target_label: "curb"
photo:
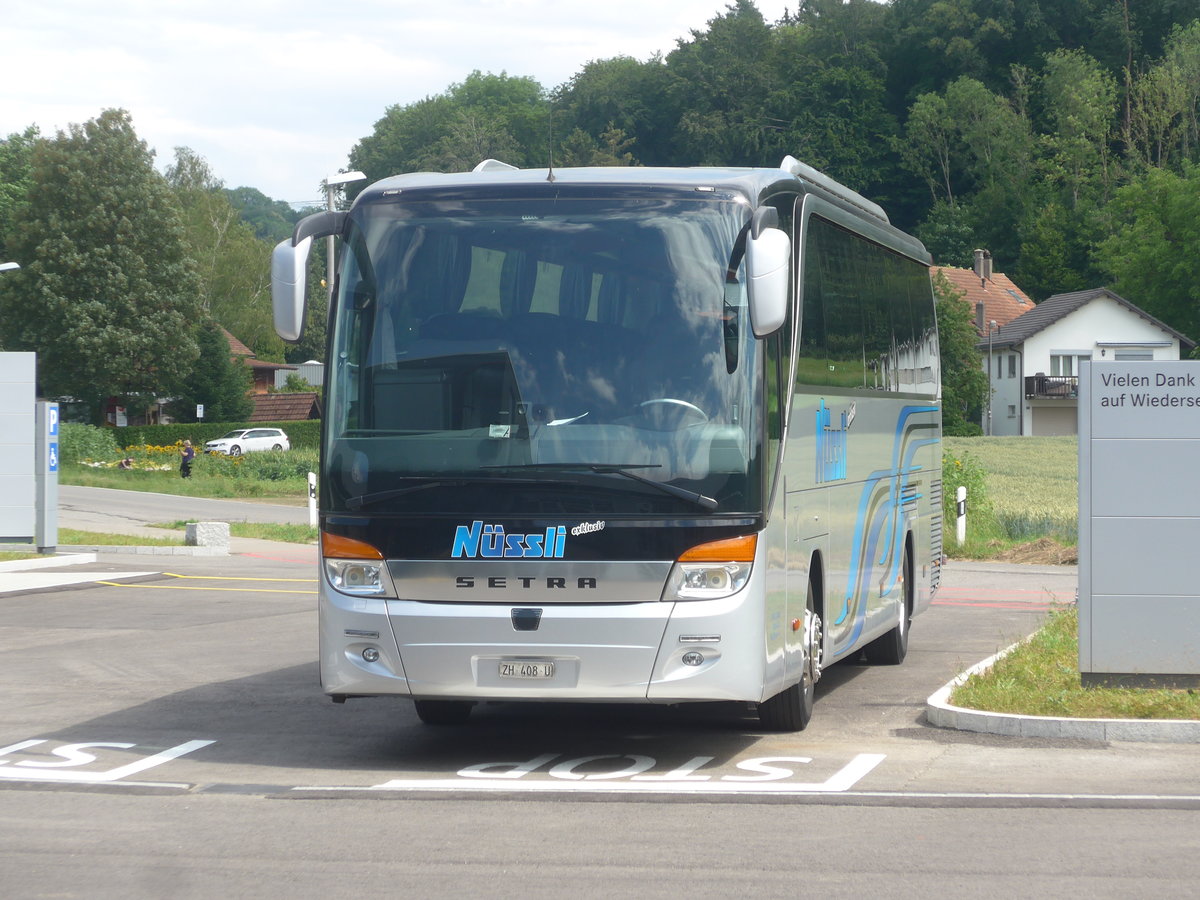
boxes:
[63,544,228,557]
[926,645,1200,744]
[0,552,98,573]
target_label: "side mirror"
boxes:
[271,209,348,343]
[746,209,790,338]
[271,235,312,343]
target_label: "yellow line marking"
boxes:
[95,581,316,594]
[162,572,316,583]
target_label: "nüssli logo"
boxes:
[452,521,567,558]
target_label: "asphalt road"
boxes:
[58,483,310,536]
[0,488,1196,897]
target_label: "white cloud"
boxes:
[1,1,793,203]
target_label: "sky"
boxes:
[3,1,794,207]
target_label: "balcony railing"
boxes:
[1025,374,1079,399]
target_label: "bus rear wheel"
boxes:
[413,699,474,726]
[758,580,821,732]
[864,546,913,665]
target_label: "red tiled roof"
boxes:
[243,357,295,372]
[222,327,256,358]
[934,267,1033,334]
[250,392,322,422]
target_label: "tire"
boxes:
[414,699,474,726]
[759,578,822,732]
[272,443,283,451]
[864,546,913,665]
[229,445,242,456]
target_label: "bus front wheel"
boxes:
[758,580,821,732]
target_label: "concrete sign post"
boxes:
[35,401,59,552]
[1078,359,1200,687]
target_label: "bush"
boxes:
[943,422,984,437]
[60,423,120,463]
[200,448,319,481]
[115,419,321,450]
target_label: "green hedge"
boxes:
[116,420,321,450]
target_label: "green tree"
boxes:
[933,270,988,432]
[916,199,977,267]
[168,319,253,423]
[226,185,311,243]
[1014,199,1094,299]
[1096,162,1200,341]
[664,1,781,166]
[900,90,957,204]
[349,71,548,181]
[557,124,637,167]
[1124,20,1200,170]
[770,1,899,197]
[553,56,673,164]
[0,126,39,265]
[1037,49,1119,208]
[1,109,201,423]
[166,147,285,361]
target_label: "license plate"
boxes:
[499,660,555,679]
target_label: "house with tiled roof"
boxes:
[933,265,1034,333]
[222,328,297,394]
[249,391,321,422]
[980,288,1195,436]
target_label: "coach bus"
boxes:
[272,156,942,731]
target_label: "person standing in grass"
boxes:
[180,439,195,478]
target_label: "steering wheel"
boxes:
[635,398,709,430]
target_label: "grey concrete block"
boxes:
[185,521,230,550]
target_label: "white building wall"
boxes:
[984,345,1023,436]
[1019,296,1182,436]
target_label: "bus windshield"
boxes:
[324,193,763,517]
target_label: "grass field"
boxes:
[942,435,1079,555]
[63,461,311,500]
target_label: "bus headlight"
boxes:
[664,534,756,602]
[322,532,395,597]
[325,559,391,595]
[666,561,752,600]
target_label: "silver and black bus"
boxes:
[272,156,942,731]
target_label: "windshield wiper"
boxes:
[482,462,719,511]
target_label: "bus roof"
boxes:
[356,157,887,224]
[351,157,931,264]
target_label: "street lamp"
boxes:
[324,171,366,298]
[987,319,998,436]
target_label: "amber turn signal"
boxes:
[321,532,384,559]
[678,534,757,563]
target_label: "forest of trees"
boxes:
[0,115,321,423]
[350,0,1200,341]
[1,0,1198,425]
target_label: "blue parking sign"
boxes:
[48,404,59,437]
[49,442,58,472]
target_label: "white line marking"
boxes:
[0,740,216,783]
[297,753,888,795]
